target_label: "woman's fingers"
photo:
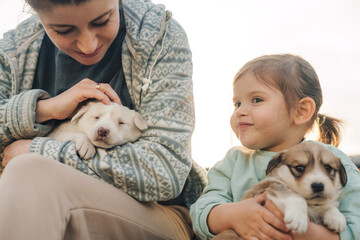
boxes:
[94,82,121,105]
[36,79,121,121]
[77,79,121,105]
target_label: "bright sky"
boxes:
[1,0,359,168]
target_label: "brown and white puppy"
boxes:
[214,141,347,239]
[47,101,148,159]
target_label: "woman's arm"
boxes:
[0,88,53,151]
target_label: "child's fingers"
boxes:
[262,206,291,237]
[259,221,292,240]
[253,193,266,204]
[265,199,285,220]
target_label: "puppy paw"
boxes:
[284,208,308,234]
[75,137,96,160]
[323,207,346,232]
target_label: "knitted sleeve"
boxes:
[0,50,53,158]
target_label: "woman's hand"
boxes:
[2,140,32,167]
[35,78,121,123]
[208,194,292,240]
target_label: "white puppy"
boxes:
[47,101,148,159]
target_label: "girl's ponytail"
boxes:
[316,113,343,147]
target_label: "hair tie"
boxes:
[317,115,326,127]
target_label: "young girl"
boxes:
[190,54,360,240]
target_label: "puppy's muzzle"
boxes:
[97,127,109,140]
[311,182,324,193]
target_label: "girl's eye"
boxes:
[234,102,241,108]
[92,18,110,28]
[94,116,100,120]
[252,97,263,103]
[118,121,124,126]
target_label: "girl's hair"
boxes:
[234,54,342,147]
[25,0,90,10]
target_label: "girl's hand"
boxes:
[208,194,292,240]
[2,140,32,167]
[35,78,121,123]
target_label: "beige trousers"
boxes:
[0,154,193,240]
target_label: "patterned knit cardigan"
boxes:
[0,0,207,208]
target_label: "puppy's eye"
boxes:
[118,121,124,125]
[294,165,305,173]
[324,164,333,174]
[94,116,100,120]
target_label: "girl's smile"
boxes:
[237,122,253,130]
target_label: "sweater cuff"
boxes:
[199,203,217,239]
[29,137,72,163]
[6,89,54,139]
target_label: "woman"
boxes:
[0,0,207,239]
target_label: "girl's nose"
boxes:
[76,31,98,54]
[235,104,248,116]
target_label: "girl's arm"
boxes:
[190,150,291,240]
[208,195,291,240]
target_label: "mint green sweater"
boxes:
[190,141,360,239]
[0,0,207,207]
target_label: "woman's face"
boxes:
[37,0,120,65]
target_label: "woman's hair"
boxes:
[25,0,90,10]
[233,54,342,147]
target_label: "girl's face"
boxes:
[230,72,297,152]
[37,0,120,65]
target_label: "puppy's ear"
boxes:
[71,104,90,122]
[134,113,148,131]
[338,159,347,187]
[266,152,284,175]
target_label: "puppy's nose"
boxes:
[98,127,109,138]
[311,182,324,193]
